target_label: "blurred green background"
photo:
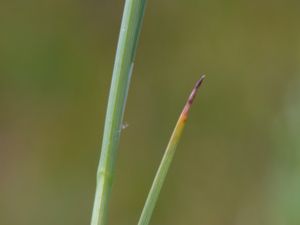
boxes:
[1,0,300,224]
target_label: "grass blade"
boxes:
[137,75,206,225]
[91,1,147,225]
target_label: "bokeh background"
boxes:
[1,0,300,225]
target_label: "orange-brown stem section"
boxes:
[181,75,205,121]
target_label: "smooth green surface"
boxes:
[138,118,185,225]
[1,1,300,225]
[91,1,147,225]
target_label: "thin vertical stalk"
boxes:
[91,1,147,225]
[137,76,205,225]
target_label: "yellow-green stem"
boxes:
[137,75,205,225]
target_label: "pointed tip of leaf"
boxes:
[182,75,205,118]
[195,74,206,89]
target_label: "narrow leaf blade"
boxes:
[137,75,206,225]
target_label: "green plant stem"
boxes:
[91,1,147,225]
[137,76,205,225]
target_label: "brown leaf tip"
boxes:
[195,75,206,89]
[182,75,206,118]
[188,75,205,105]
